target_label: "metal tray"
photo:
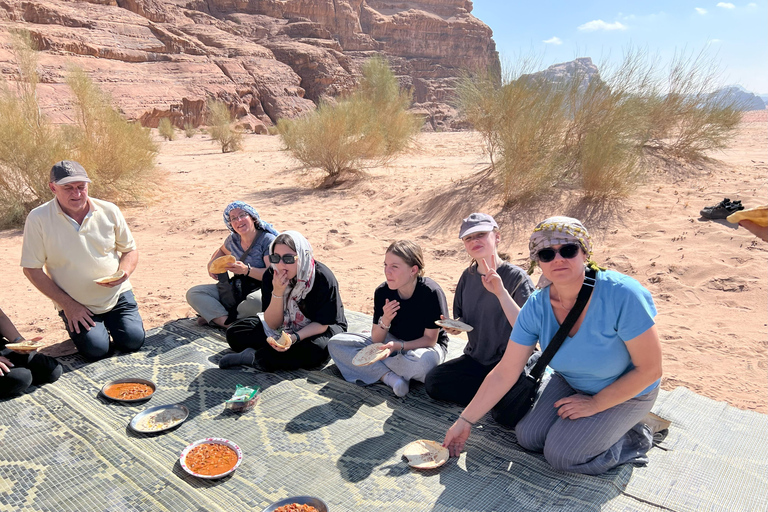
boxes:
[129,404,189,433]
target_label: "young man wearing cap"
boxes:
[20,161,145,361]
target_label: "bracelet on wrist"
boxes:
[293,332,301,343]
[271,292,284,298]
[458,415,476,426]
[10,335,24,343]
[245,263,251,276]
[378,319,391,330]
[400,341,405,353]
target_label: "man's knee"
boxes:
[72,327,111,361]
[113,322,145,352]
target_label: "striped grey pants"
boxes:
[515,372,658,475]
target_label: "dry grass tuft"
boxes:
[278,56,421,177]
[158,118,176,141]
[457,47,742,203]
[207,100,243,153]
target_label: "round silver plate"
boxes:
[130,404,189,433]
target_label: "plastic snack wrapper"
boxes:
[224,384,261,412]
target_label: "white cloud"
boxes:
[716,2,735,8]
[577,20,628,32]
[695,7,707,15]
[543,36,563,45]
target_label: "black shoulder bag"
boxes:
[216,233,264,323]
[492,268,597,429]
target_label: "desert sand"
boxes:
[1,112,765,413]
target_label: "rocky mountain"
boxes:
[711,86,766,111]
[0,0,499,132]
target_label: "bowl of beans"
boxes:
[100,378,156,402]
[261,497,328,512]
[180,438,243,480]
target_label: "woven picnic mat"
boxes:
[1,313,766,512]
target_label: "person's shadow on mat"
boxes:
[285,382,386,434]
[429,446,631,512]
[336,413,413,483]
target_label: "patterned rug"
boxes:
[1,313,766,512]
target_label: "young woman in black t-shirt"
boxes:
[328,240,448,397]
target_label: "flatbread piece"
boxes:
[94,269,126,284]
[352,343,390,366]
[435,318,473,332]
[5,339,44,353]
[727,205,768,227]
[403,439,449,469]
[209,255,236,274]
[267,331,293,349]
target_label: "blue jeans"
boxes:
[60,290,145,361]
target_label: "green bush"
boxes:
[278,56,421,177]
[0,31,67,228]
[456,47,742,203]
[158,118,175,141]
[65,68,158,201]
[207,100,243,153]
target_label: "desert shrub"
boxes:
[158,118,175,141]
[184,122,196,138]
[207,99,243,153]
[65,68,158,200]
[457,47,741,202]
[0,31,67,228]
[278,56,421,176]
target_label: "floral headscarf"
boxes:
[222,201,279,236]
[266,231,316,335]
[528,216,603,287]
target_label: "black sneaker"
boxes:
[700,198,744,219]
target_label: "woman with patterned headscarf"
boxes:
[220,231,348,371]
[443,216,663,475]
[186,201,279,328]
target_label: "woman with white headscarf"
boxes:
[442,216,663,475]
[219,231,347,371]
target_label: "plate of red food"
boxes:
[179,438,242,480]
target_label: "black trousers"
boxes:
[0,349,62,398]
[425,351,543,428]
[225,316,343,372]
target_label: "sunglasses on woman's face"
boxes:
[537,243,581,263]
[269,253,297,264]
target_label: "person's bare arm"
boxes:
[0,306,22,342]
[739,220,768,242]
[23,268,95,333]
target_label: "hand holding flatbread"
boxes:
[727,205,768,227]
[209,255,236,274]
[5,337,44,353]
[266,331,293,350]
[94,269,126,285]
[435,317,473,333]
[352,343,391,366]
[403,440,449,469]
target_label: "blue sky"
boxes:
[471,1,768,94]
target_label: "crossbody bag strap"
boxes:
[528,267,597,381]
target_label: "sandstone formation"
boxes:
[0,0,498,130]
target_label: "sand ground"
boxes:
[1,112,765,413]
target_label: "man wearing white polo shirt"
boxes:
[21,161,145,361]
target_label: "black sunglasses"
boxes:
[537,243,581,263]
[269,253,297,264]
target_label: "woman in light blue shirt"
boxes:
[442,216,663,475]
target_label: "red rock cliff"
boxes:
[0,0,498,131]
